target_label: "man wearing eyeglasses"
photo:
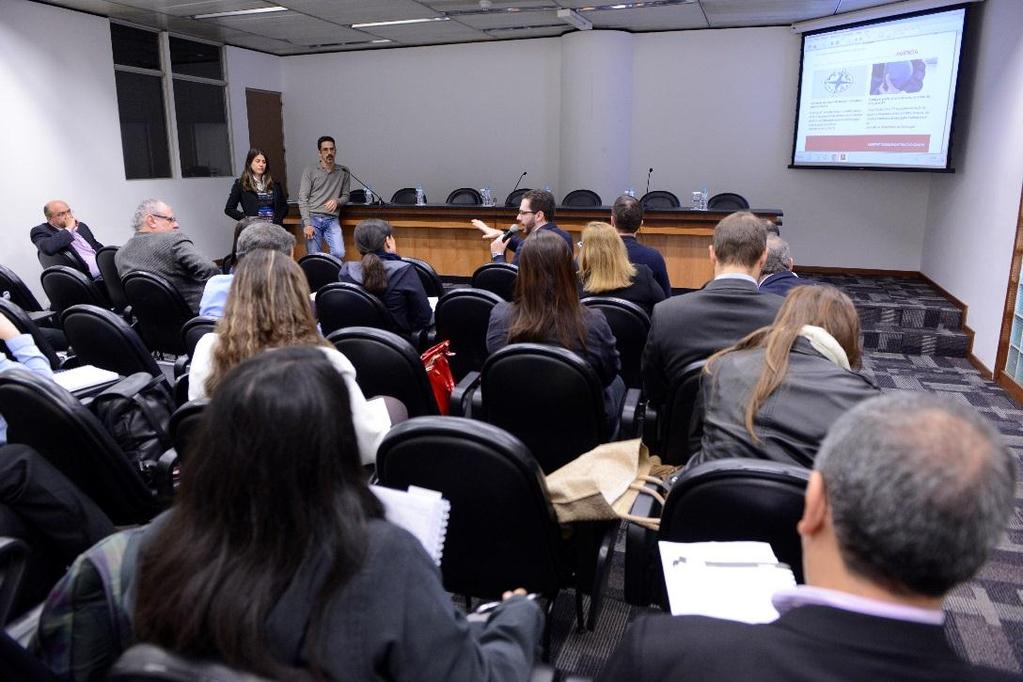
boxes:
[115,199,219,312]
[30,200,105,280]
[472,189,573,264]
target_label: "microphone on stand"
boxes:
[645,167,654,196]
[509,171,528,200]
[349,169,383,205]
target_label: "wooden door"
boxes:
[245,89,287,192]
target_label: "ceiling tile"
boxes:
[587,4,708,31]
[701,0,840,27]
[423,0,555,10]
[222,32,297,51]
[834,0,908,13]
[362,19,492,44]
[456,8,562,29]
[202,13,363,43]
[486,24,570,39]
[115,0,276,17]
[275,0,439,24]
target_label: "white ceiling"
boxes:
[47,0,911,55]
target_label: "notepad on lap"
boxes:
[659,541,796,624]
[371,485,450,565]
[52,365,120,393]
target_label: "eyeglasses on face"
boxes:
[151,213,178,223]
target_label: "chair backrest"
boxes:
[651,359,707,466]
[122,271,195,355]
[298,253,344,293]
[390,187,421,205]
[96,246,129,313]
[707,192,750,211]
[481,343,608,474]
[376,417,567,597]
[317,282,397,337]
[400,256,445,297]
[37,248,89,275]
[639,190,680,209]
[0,367,160,524]
[168,398,208,462]
[658,458,810,596]
[505,187,533,207]
[349,188,368,204]
[61,304,160,377]
[0,299,61,369]
[445,187,483,205]
[581,297,650,390]
[327,326,439,417]
[0,265,43,313]
[40,265,108,315]
[434,287,503,380]
[562,189,602,207]
[110,644,273,682]
[181,316,218,360]
[0,537,28,626]
[470,262,518,302]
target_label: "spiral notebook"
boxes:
[371,485,450,565]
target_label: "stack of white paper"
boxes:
[658,540,796,624]
[371,484,451,565]
[52,365,120,393]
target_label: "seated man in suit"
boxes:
[611,194,671,297]
[115,199,219,312]
[641,211,783,406]
[199,221,295,318]
[758,234,802,296]
[471,189,573,264]
[599,392,1018,681]
[30,200,104,280]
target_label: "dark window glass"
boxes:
[169,37,223,80]
[173,80,231,178]
[114,72,171,179]
[110,24,161,70]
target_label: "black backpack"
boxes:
[89,372,174,485]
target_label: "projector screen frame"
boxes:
[787,3,973,173]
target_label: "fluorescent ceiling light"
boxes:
[193,5,287,19]
[371,39,392,43]
[352,17,450,28]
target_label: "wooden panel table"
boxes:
[284,205,782,290]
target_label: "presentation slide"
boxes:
[791,7,966,170]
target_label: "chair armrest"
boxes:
[449,371,480,418]
[415,327,437,353]
[173,373,190,408]
[623,479,664,607]
[27,310,55,327]
[618,388,642,439]
[155,448,179,503]
[4,603,43,647]
[173,355,190,379]
[640,401,659,452]
[57,353,83,371]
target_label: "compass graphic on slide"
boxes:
[823,69,854,94]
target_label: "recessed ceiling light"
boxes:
[371,39,392,43]
[351,17,450,28]
[193,5,287,19]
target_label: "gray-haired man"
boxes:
[198,222,295,318]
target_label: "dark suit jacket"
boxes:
[30,221,103,256]
[641,277,783,405]
[622,235,671,297]
[759,270,802,296]
[497,223,574,264]
[597,606,1019,681]
[223,178,289,226]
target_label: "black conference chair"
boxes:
[60,304,161,377]
[434,287,503,382]
[96,245,130,315]
[0,367,167,525]
[445,187,483,205]
[168,398,208,463]
[581,297,651,390]
[475,343,609,474]
[625,458,809,609]
[298,253,344,294]
[317,282,398,338]
[0,264,52,323]
[562,189,602,207]
[122,271,195,356]
[639,190,680,209]
[0,537,28,626]
[707,192,750,211]
[642,359,707,467]
[401,256,445,297]
[391,187,422,205]
[37,248,89,276]
[505,188,532,207]
[40,265,109,315]
[110,644,273,682]
[470,262,517,302]
[0,299,62,370]
[181,315,217,360]
[327,327,440,418]
[349,188,368,204]
[376,417,614,648]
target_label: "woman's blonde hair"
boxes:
[205,249,328,395]
[578,221,636,293]
[705,284,862,442]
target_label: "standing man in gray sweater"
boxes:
[298,135,349,259]
[115,199,220,312]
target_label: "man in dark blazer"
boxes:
[472,189,574,264]
[598,393,1018,681]
[759,234,803,296]
[611,194,671,297]
[641,212,783,406]
[30,200,104,279]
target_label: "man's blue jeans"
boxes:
[306,214,345,258]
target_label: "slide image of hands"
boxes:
[811,65,868,98]
[870,59,929,95]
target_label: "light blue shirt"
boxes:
[198,274,233,318]
[0,334,54,443]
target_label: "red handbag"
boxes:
[421,340,455,415]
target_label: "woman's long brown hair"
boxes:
[507,230,588,350]
[705,284,862,441]
[205,249,328,396]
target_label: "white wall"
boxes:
[226,45,284,173]
[0,0,280,301]
[921,0,1023,370]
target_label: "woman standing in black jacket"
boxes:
[224,149,289,258]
